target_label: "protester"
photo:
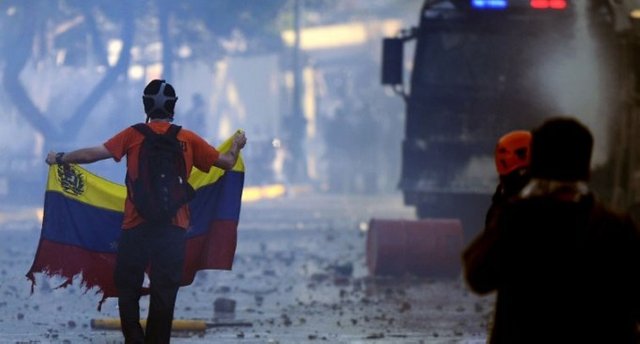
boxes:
[45,79,247,343]
[463,117,640,343]
[184,93,206,131]
[463,130,531,293]
[488,130,532,225]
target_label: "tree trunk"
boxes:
[62,2,135,137]
[159,0,174,82]
[2,2,135,143]
[2,4,60,141]
[82,5,109,67]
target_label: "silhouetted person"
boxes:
[463,117,640,343]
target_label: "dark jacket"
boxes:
[463,179,640,343]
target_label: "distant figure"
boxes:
[463,117,640,343]
[185,93,206,133]
[46,79,247,343]
[627,171,640,226]
[322,105,352,193]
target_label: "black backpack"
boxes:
[126,123,195,224]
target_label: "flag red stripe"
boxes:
[27,239,119,297]
[182,220,238,284]
[27,219,237,299]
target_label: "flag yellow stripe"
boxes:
[46,165,126,212]
[45,132,244,210]
[189,133,245,190]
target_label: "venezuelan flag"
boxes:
[26,134,244,309]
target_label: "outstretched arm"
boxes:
[45,145,113,166]
[213,131,247,170]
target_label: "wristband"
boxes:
[55,152,65,165]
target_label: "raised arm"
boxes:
[213,131,247,170]
[45,145,113,166]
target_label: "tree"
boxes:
[1,2,136,143]
[0,1,289,144]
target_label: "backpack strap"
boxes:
[131,123,182,138]
[165,124,182,138]
[131,123,156,138]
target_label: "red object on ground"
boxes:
[366,218,463,278]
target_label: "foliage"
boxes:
[0,0,291,142]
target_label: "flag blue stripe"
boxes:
[42,170,244,249]
[42,192,123,253]
[188,171,244,237]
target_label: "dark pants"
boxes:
[114,223,186,344]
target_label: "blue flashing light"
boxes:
[471,0,508,9]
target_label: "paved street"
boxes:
[0,193,492,343]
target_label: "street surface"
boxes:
[0,193,492,343]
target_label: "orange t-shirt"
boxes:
[103,122,220,230]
